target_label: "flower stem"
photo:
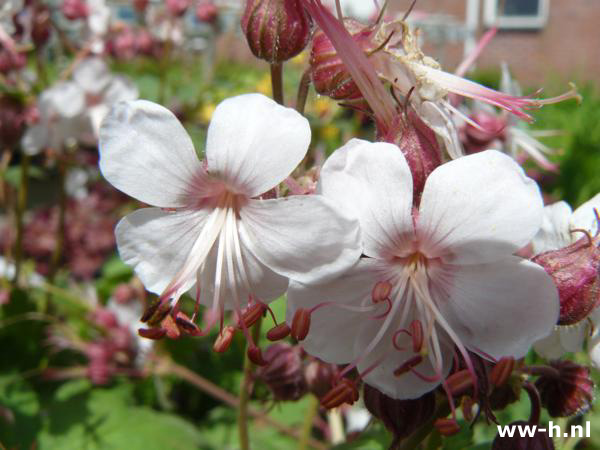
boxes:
[296,69,311,115]
[13,153,30,286]
[48,157,67,285]
[270,63,284,105]
[238,318,262,450]
[298,395,320,450]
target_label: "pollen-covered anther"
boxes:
[489,357,516,387]
[291,308,311,341]
[213,325,236,353]
[372,280,392,303]
[445,369,474,397]
[237,303,266,329]
[247,344,268,366]
[434,418,461,436]
[320,378,359,409]
[138,327,167,340]
[267,323,292,341]
[393,355,423,377]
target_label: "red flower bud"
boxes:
[256,343,307,401]
[241,0,312,64]
[166,0,190,17]
[535,360,594,417]
[196,1,218,24]
[363,384,435,444]
[532,234,600,325]
[310,19,376,101]
[62,0,89,20]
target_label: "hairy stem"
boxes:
[270,63,284,105]
[13,153,30,285]
[238,319,262,450]
[296,69,311,115]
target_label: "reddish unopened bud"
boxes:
[114,283,135,304]
[321,378,359,409]
[133,0,149,13]
[237,303,266,329]
[393,355,422,377]
[462,111,507,154]
[492,420,554,449]
[62,0,89,20]
[31,5,52,47]
[256,343,307,400]
[213,326,236,353]
[91,308,118,329]
[372,280,392,303]
[489,357,515,388]
[267,323,291,341]
[241,0,312,64]
[532,234,600,325]
[381,111,442,204]
[435,418,460,436]
[166,0,190,17]
[0,48,26,75]
[446,369,474,397]
[196,1,218,24]
[310,19,377,101]
[248,344,268,366]
[535,360,594,417]
[138,327,167,340]
[291,308,311,341]
[363,384,436,443]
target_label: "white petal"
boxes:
[239,195,361,284]
[73,58,111,94]
[533,329,567,359]
[103,76,139,105]
[319,139,414,259]
[21,124,47,155]
[87,0,110,35]
[286,259,382,364]
[418,101,464,159]
[205,94,310,197]
[571,193,600,236]
[435,257,559,360]
[116,208,210,295]
[194,236,289,310]
[99,100,206,208]
[40,82,85,120]
[356,318,453,399]
[531,201,573,254]
[418,150,543,264]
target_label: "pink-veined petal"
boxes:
[319,139,414,259]
[418,150,543,264]
[116,208,210,295]
[286,259,383,364]
[434,257,559,360]
[239,195,361,284]
[205,94,310,197]
[99,100,207,208]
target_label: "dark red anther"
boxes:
[138,327,167,340]
[435,418,461,436]
[238,303,266,329]
[445,369,474,397]
[267,323,291,341]
[409,320,424,353]
[175,312,202,336]
[141,299,161,322]
[213,326,235,353]
[291,308,311,341]
[247,345,268,366]
[148,301,173,326]
[320,378,359,409]
[489,357,515,387]
[394,355,423,377]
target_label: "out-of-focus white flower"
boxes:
[288,141,558,399]
[86,0,110,53]
[21,58,138,154]
[532,194,600,362]
[0,0,23,34]
[99,94,360,338]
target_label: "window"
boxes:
[484,0,549,29]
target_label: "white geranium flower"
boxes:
[532,194,600,362]
[287,141,558,399]
[22,58,138,155]
[99,94,360,340]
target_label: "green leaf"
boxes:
[0,373,42,448]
